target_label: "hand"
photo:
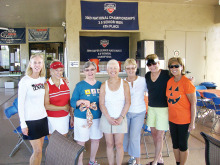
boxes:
[22,127,28,136]
[115,116,123,125]
[188,76,195,83]
[82,100,90,108]
[107,116,117,125]
[64,104,70,112]
[188,122,195,132]
[70,117,74,128]
[63,77,69,84]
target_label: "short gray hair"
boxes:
[83,61,97,70]
[107,59,119,69]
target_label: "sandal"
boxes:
[146,162,164,165]
[146,162,153,165]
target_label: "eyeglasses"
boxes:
[126,67,136,70]
[169,65,180,69]
[84,68,96,72]
[146,62,157,67]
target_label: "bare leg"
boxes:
[173,148,180,163]
[149,128,164,165]
[114,133,124,165]
[90,139,100,162]
[104,133,115,165]
[136,157,141,164]
[77,141,85,165]
[29,137,44,165]
[180,150,189,165]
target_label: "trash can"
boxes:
[199,82,217,89]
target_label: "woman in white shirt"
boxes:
[99,59,131,165]
[18,54,48,165]
[123,58,148,165]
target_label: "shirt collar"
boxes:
[49,77,64,85]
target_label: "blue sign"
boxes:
[80,36,129,61]
[0,28,26,44]
[81,1,139,30]
[28,28,49,41]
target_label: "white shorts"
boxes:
[48,115,69,135]
[74,117,103,142]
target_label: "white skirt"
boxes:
[48,115,69,135]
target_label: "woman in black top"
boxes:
[145,54,170,165]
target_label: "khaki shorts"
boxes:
[99,115,127,134]
[147,106,169,131]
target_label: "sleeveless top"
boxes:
[105,79,125,119]
[46,78,70,117]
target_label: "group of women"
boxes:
[18,53,196,165]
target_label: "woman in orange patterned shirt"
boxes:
[166,57,196,165]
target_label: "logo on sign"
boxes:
[104,3,116,14]
[100,39,109,48]
[0,29,17,39]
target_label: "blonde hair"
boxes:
[168,57,185,76]
[124,58,137,69]
[107,59,119,69]
[25,54,46,77]
[145,54,159,61]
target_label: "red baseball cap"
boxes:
[50,61,64,69]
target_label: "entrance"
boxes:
[165,31,206,85]
[29,42,63,78]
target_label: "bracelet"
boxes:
[120,114,124,119]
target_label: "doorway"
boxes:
[165,31,206,85]
[29,42,63,78]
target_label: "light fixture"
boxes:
[0,27,9,30]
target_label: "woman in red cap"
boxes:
[44,59,73,137]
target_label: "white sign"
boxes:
[69,61,79,67]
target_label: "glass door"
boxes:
[29,42,63,78]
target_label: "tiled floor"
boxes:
[0,87,219,165]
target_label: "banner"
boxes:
[0,28,25,44]
[81,1,139,30]
[80,36,129,61]
[28,28,49,41]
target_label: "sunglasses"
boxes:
[126,67,136,70]
[146,62,157,67]
[169,65,180,69]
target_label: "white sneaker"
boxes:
[128,157,136,165]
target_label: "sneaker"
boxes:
[88,160,100,165]
[128,157,136,165]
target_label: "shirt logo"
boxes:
[32,83,45,91]
[97,89,100,94]
[85,89,91,95]
[91,89,96,94]
[104,3,116,14]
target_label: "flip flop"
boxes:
[146,162,164,165]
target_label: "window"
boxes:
[0,45,20,72]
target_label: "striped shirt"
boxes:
[46,78,70,117]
